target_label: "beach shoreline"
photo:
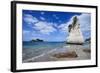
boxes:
[23,45,91,63]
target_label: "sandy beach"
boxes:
[23,45,91,63]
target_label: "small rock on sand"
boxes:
[52,51,78,58]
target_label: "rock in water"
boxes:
[67,16,84,44]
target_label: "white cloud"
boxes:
[23,14,38,24]
[53,14,59,19]
[33,21,57,35]
[40,16,45,21]
[23,30,30,34]
[24,14,57,35]
[41,12,45,15]
[58,18,73,33]
[58,13,91,33]
[23,13,91,37]
[78,14,91,32]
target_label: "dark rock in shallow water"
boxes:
[52,51,78,58]
[85,38,91,43]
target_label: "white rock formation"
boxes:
[67,16,84,44]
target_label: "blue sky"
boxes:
[22,10,91,42]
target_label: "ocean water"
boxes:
[23,42,66,60]
[23,42,90,61]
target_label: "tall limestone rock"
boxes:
[67,16,84,44]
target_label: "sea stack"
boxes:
[67,16,84,44]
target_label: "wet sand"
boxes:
[23,45,91,63]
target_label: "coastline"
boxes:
[23,45,91,63]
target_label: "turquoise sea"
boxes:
[23,42,90,61]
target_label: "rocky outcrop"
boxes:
[67,16,84,44]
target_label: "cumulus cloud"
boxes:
[78,14,91,32]
[23,13,91,38]
[23,14,38,24]
[40,16,45,21]
[23,30,30,34]
[33,21,57,35]
[24,14,57,35]
[58,17,73,33]
[59,13,91,33]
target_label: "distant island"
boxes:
[30,39,44,42]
